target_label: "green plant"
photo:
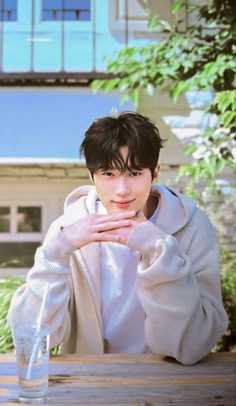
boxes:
[218,229,236,352]
[0,277,60,354]
[91,1,236,351]
[217,264,236,351]
[92,0,236,184]
[184,183,236,352]
[0,277,25,353]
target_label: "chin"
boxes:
[108,208,122,214]
[110,206,139,215]
[107,207,124,215]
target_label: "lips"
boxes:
[112,199,135,204]
[113,201,132,204]
[111,199,135,210]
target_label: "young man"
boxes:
[8,111,228,365]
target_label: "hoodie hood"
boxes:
[63,184,196,236]
[152,184,196,235]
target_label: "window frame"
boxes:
[109,0,186,33]
[41,0,91,22]
[33,0,93,32]
[0,0,17,22]
[0,200,45,242]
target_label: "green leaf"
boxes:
[103,78,120,92]
[119,78,131,92]
[193,165,201,182]
[130,88,140,107]
[215,95,233,113]
[91,79,106,92]
[208,155,217,177]
[220,111,236,128]
[147,15,160,30]
[216,159,225,173]
[172,1,185,15]
[177,165,195,177]
[185,144,198,154]
[230,162,236,172]
[172,80,188,100]
[146,83,155,96]
[120,93,129,105]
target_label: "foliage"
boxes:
[185,182,236,351]
[217,263,236,351]
[0,277,25,353]
[0,277,60,354]
[92,0,236,183]
[0,256,235,353]
[0,259,28,268]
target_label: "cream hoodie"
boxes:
[7,185,228,365]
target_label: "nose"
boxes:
[115,175,131,196]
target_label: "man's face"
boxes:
[93,146,159,215]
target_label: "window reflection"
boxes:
[17,207,41,233]
[0,242,41,268]
[0,0,17,22]
[42,0,91,21]
[0,207,10,232]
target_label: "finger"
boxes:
[95,219,131,232]
[95,211,136,224]
[94,233,120,242]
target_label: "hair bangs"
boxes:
[80,111,165,178]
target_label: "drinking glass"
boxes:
[14,324,50,404]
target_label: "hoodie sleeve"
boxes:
[127,209,228,365]
[7,216,76,350]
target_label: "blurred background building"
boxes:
[0,0,209,274]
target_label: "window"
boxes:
[0,0,17,22]
[0,205,42,234]
[0,242,41,268]
[110,0,186,32]
[0,204,42,269]
[17,207,41,233]
[42,0,91,21]
[0,207,10,232]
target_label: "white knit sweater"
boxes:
[7,184,228,365]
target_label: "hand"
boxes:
[108,210,147,245]
[61,211,136,248]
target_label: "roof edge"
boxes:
[0,158,85,166]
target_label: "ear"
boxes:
[151,165,160,185]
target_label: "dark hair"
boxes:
[79,111,165,179]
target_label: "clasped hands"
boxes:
[61,210,147,248]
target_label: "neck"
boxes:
[144,193,158,219]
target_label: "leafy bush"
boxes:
[0,277,59,354]
[0,264,235,353]
[185,182,236,351]
[92,0,236,183]
[0,277,25,353]
[90,2,236,351]
[217,250,236,351]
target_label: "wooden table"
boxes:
[0,352,235,405]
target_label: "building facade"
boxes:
[0,0,220,275]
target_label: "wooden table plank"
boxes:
[0,352,235,405]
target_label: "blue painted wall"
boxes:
[0,88,134,159]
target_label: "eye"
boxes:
[130,171,142,177]
[102,171,114,177]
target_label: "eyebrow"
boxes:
[98,166,144,172]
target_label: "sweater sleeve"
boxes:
[7,216,76,350]
[127,210,228,365]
